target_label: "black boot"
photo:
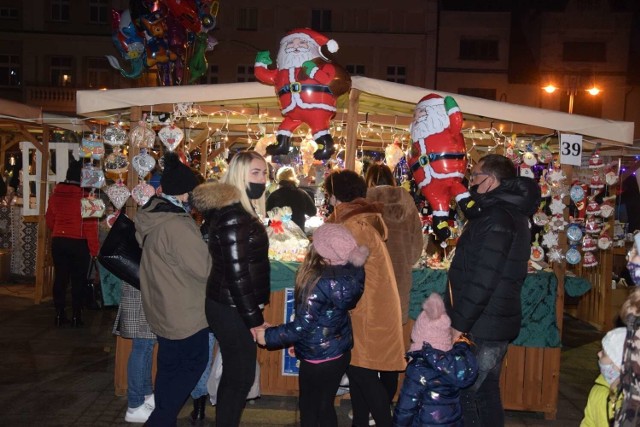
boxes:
[458,196,481,219]
[71,309,84,328]
[432,216,452,242]
[266,134,291,156]
[54,309,68,327]
[189,395,207,425]
[313,134,335,160]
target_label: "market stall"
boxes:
[76,77,635,420]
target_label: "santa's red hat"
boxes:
[281,28,339,60]
[416,93,445,109]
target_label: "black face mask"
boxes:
[246,182,266,199]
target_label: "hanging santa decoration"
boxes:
[254,28,351,160]
[408,94,478,241]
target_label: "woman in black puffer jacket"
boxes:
[191,151,270,427]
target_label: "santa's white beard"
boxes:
[410,106,450,141]
[277,45,317,69]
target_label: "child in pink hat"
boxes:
[394,293,479,426]
[256,223,368,426]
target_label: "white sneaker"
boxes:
[144,394,155,409]
[347,410,375,425]
[125,402,154,423]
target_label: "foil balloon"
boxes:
[106,9,146,79]
[408,93,476,241]
[188,32,209,83]
[254,28,351,160]
[164,0,202,34]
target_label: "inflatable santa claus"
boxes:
[254,28,350,160]
[409,94,477,241]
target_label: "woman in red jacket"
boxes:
[45,160,100,327]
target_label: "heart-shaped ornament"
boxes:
[132,149,156,179]
[106,181,131,210]
[131,182,155,206]
[129,121,156,148]
[103,123,127,146]
[158,125,184,152]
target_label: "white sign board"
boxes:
[559,134,583,166]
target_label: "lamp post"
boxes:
[542,83,601,114]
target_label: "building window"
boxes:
[89,0,108,24]
[459,39,499,61]
[458,88,496,100]
[50,56,73,86]
[50,0,70,22]
[0,55,21,87]
[86,57,110,88]
[563,42,606,62]
[237,65,255,82]
[311,9,332,32]
[0,7,19,19]
[206,65,219,84]
[346,65,366,76]
[386,66,406,83]
[238,7,257,30]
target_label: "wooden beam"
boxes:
[345,89,361,171]
[126,107,143,217]
[34,124,50,304]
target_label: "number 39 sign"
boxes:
[559,133,583,166]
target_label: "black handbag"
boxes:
[84,258,103,310]
[97,213,142,289]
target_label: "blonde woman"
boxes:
[191,151,270,427]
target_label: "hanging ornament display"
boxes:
[522,150,537,167]
[584,216,602,234]
[583,251,598,268]
[600,197,615,219]
[505,135,521,165]
[129,118,157,148]
[541,229,559,248]
[585,198,601,217]
[589,170,604,191]
[549,195,566,215]
[588,144,604,169]
[537,141,553,164]
[605,167,619,186]
[103,122,127,146]
[569,184,585,204]
[131,182,155,206]
[538,171,551,198]
[566,246,582,265]
[549,213,568,231]
[132,148,156,179]
[582,234,597,252]
[533,203,550,227]
[106,179,131,210]
[566,223,584,244]
[519,163,534,179]
[547,246,564,263]
[158,123,185,152]
[530,234,545,262]
[597,230,612,250]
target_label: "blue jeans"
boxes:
[191,331,216,399]
[127,338,156,408]
[461,337,509,426]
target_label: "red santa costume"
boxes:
[254,28,339,160]
[409,94,475,240]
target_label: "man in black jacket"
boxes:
[445,154,540,426]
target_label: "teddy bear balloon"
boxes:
[254,28,351,160]
[408,94,478,241]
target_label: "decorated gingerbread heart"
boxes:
[129,120,156,148]
[131,182,155,206]
[103,123,127,146]
[106,180,131,210]
[132,149,156,179]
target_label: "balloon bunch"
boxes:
[106,0,219,85]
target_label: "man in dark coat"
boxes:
[445,154,541,426]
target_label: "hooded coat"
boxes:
[191,182,270,328]
[445,177,541,341]
[135,196,211,340]
[366,185,423,324]
[327,198,406,371]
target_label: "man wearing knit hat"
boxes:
[254,28,350,160]
[134,152,212,426]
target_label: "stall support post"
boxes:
[344,89,360,171]
[34,124,50,304]
[125,107,142,217]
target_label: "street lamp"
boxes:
[542,83,601,114]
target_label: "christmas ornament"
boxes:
[582,234,597,252]
[588,144,604,169]
[583,251,598,268]
[254,28,351,160]
[522,151,537,166]
[549,196,566,215]
[132,148,156,179]
[585,199,600,217]
[542,230,559,248]
[549,214,568,231]
[598,233,612,250]
[80,132,105,160]
[584,216,602,234]
[566,223,583,243]
[548,164,566,185]
[385,139,404,171]
[129,118,156,148]
[566,247,582,265]
[103,122,127,146]
[131,182,155,206]
[505,136,521,165]
[605,169,619,186]
[106,179,131,210]
[530,234,545,262]
[158,123,184,152]
[533,205,550,227]
[600,197,615,218]
[547,246,564,263]
[406,93,474,242]
[537,143,553,164]
[589,170,604,191]
[570,184,585,204]
[519,163,534,179]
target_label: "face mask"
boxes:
[598,360,620,385]
[246,182,266,199]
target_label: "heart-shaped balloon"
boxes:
[131,182,155,206]
[106,181,131,210]
[132,149,156,179]
[158,125,184,152]
[103,123,127,146]
[129,121,156,148]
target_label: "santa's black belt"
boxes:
[410,153,466,172]
[278,83,333,96]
